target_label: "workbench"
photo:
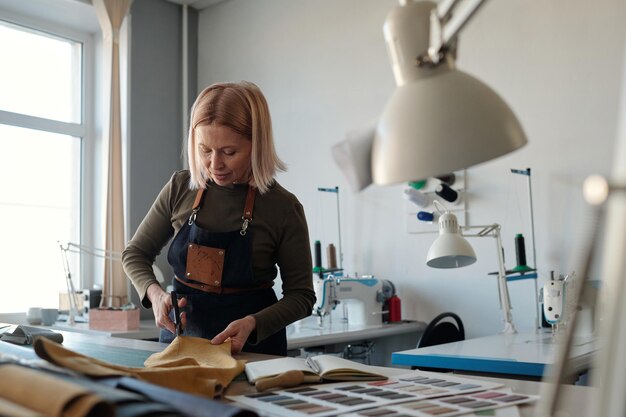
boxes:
[47,315,426,366]
[0,328,596,417]
[392,329,596,381]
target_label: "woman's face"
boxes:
[196,124,252,186]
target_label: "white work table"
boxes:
[50,319,160,340]
[288,316,425,367]
[287,315,425,349]
[392,330,596,380]
[49,315,425,348]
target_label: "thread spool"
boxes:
[314,241,322,270]
[515,234,527,267]
[408,180,427,190]
[403,187,430,207]
[511,233,534,273]
[435,183,458,203]
[417,211,435,222]
[327,244,337,269]
[435,173,456,186]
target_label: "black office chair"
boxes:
[418,312,465,348]
[413,312,465,371]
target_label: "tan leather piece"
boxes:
[34,337,245,398]
[144,335,245,384]
[0,365,114,417]
[185,243,225,287]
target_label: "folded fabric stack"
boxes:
[0,361,257,417]
[0,325,64,345]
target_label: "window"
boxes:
[0,20,82,123]
[0,17,92,313]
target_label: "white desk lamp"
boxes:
[374,0,527,185]
[58,241,123,324]
[426,209,516,334]
[333,0,526,191]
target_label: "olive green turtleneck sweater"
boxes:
[122,170,315,343]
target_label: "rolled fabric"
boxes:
[103,376,259,417]
[0,325,63,346]
[0,364,114,417]
[0,397,45,417]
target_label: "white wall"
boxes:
[197,0,626,337]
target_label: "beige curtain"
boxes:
[94,0,133,308]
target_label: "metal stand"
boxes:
[318,186,344,269]
[511,168,541,329]
[58,242,81,325]
[57,241,126,314]
[463,224,517,334]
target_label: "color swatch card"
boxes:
[328,370,505,400]
[227,370,504,417]
[228,385,394,417]
[340,389,539,417]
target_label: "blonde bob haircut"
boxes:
[187,81,286,194]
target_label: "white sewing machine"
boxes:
[313,275,395,326]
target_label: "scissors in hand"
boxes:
[170,291,183,336]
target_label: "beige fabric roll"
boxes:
[34,336,245,398]
[0,397,45,417]
[0,365,114,417]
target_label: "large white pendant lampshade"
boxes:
[372,0,527,185]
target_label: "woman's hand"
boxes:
[146,283,187,335]
[211,315,256,353]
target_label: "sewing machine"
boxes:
[313,275,395,326]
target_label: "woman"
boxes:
[122,81,315,355]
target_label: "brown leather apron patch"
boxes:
[185,243,225,288]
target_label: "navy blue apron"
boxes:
[162,185,287,356]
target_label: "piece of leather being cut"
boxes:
[34,336,245,398]
[144,335,245,383]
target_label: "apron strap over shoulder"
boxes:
[188,188,206,225]
[240,186,256,236]
[192,188,205,210]
[188,185,256,230]
[243,186,256,221]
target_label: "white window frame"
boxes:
[0,10,98,310]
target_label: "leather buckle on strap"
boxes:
[188,188,206,225]
[240,186,256,235]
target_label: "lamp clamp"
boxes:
[416,46,448,68]
[416,0,488,67]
